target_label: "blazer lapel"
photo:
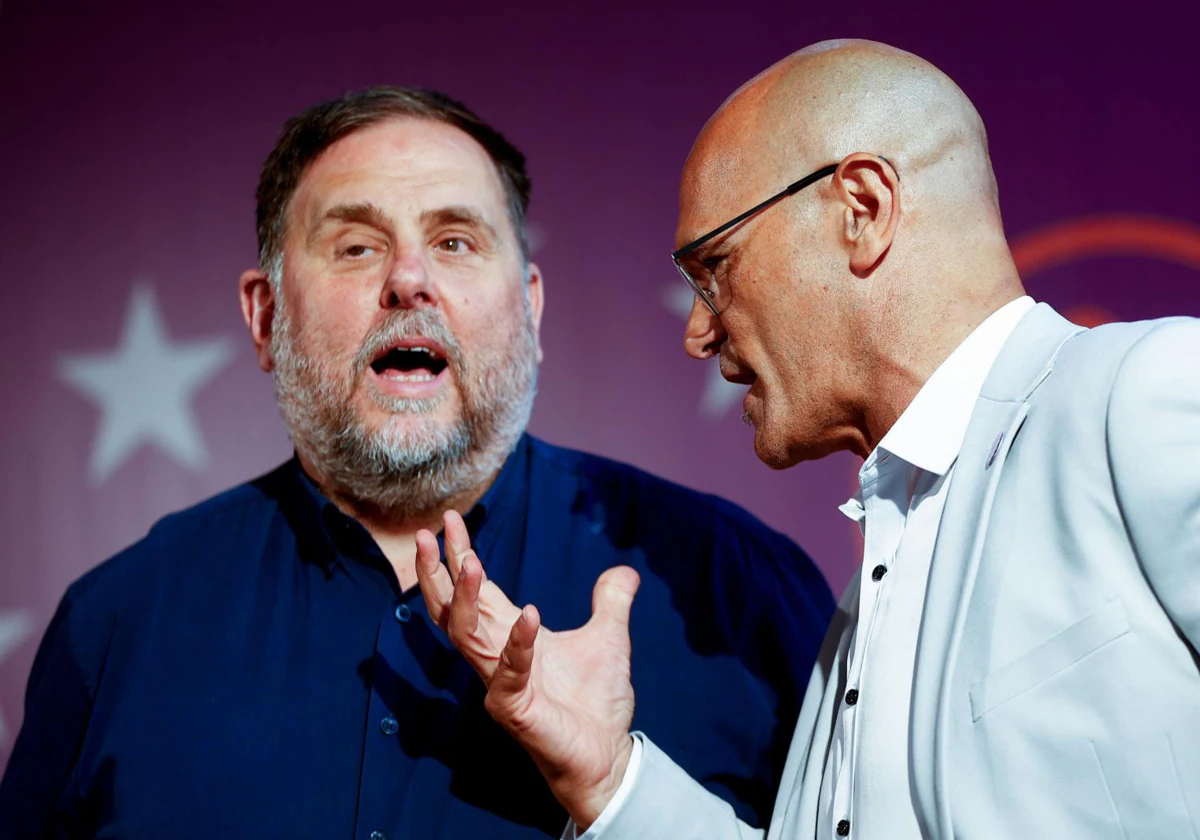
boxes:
[909,304,1084,837]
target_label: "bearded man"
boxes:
[0,87,834,840]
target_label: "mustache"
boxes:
[351,309,464,378]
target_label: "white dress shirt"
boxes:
[819,295,1034,839]
[574,295,1036,840]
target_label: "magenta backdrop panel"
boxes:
[1,0,1198,766]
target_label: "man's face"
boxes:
[678,133,852,469]
[267,117,542,514]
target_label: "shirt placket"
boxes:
[827,453,904,839]
[356,603,414,840]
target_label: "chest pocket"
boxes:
[969,597,1131,721]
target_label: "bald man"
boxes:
[413,40,1200,839]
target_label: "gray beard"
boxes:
[269,298,538,522]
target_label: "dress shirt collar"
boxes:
[839,296,1035,524]
[285,433,532,572]
[871,295,1035,477]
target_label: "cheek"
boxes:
[447,285,529,340]
[294,293,375,356]
[298,320,352,362]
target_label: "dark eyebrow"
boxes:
[309,202,393,245]
[420,205,499,243]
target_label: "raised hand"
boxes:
[414,511,641,830]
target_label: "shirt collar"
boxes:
[873,295,1035,477]
[839,296,1033,523]
[286,434,532,571]
[463,433,530,560]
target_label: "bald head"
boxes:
[683,39,1003,247]
[679,39,1025,466]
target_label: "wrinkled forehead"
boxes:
[292,118,510,232]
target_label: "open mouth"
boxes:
[369,340,450,382]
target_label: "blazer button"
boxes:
[837,819,851,836]
[845,689,859,706]
[871,564,887,581]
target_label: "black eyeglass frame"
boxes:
[671,163,839,316]
[672,162,840,316]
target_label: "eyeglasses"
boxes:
[671,163,838,316]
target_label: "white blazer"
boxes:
[601,304,1200,839]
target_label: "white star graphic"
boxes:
[59,283,236,485]
[662,284,745,420]
[0,609,34,747]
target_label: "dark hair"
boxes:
[255,86,532,272]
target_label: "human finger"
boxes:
[447,552,492,670]
[487,604,540,700]
[415,529,454,629]
[590,566,640,634]
[444,510,474,582]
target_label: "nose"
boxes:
[683,296,726,360]
[380,248,439,310]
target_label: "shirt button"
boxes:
[837,819,851,836]
[394,603,412,623]
[370,832,386,840]
[845,688,859,706]
[871,564,887,582]
[379,717,399,736]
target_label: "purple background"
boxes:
[1,0,1198,768]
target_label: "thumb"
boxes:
[590,566,640,632]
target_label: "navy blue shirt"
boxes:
[0,434,833,839]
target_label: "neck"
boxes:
[296,449,504,591]
[849,275,1024,458]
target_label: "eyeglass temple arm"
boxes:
[673,163,840,259]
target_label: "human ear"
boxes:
[238,268,277,372]
[525,262,546,363]
[834,154,900,278]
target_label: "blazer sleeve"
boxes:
[598,735,765,840]
[1106,317,1200,652]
